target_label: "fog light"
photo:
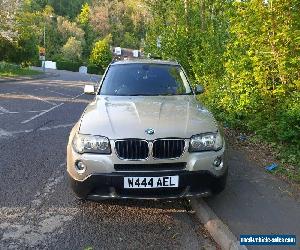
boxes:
[213,156,223,170]
[75,161,86,174]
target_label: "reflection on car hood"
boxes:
[79,95,218,139]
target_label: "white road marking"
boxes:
[0,110,48,115]
[0,92,18,96]
[0,128,13,138]
[30,164,65,207]
[46,89,73,97]
[21,103,64,124]
[38,123,74,131]
[0,208,75,247]
[0,164,79,248]
[71,93,84,100]
[0,106,9,113]
[0,123,75,138]
[33,87,47,91]
[27,95,57,106]
[20,92,84,124]
[12,128,34,134]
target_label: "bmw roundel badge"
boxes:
[145,128,155,135]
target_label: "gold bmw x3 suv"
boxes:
[67,59,227,200]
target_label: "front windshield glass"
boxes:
[99,63,192,96]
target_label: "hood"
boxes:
[79,95,218,139]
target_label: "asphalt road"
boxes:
[0,70,216,250]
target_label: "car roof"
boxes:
[110,59,180,66]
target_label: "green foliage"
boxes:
[0,2,41,65]
[47,0,91,19]
[77,3,97,59]
[61,37,82,61]
[0,0,146,66]
[56,60,81,72]
[77,3,90,25]
[0,39,14,62]
[217,0,300,147]
[87,64,103,75]
[0,0,19,42]
[89,36,112,69]
[0,62,40,77]
[145,0,300,172]
[120,32,140,49]
[57,16,85,42]
[89,0,145,48]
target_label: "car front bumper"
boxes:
[67,131,228,199]
[68,170,227,200]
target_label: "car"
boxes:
[67,59,227,200]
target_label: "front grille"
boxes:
[153,139,185,159]
[114,162,186,171]
[115,139,149,160]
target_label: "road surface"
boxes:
[0,70,216,250]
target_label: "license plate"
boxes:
[124,176,179,189]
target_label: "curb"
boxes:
[0,72,59,83]
[190,198,247,250]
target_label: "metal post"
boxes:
[43,25,46,72]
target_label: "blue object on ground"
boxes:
[265,163,278,171]
[239,134,247,141]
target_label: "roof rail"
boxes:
[146,53,162,60]
[112,56,123,62]
[147,54,178,63]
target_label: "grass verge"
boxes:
[0,62,41,77]
[224,128,300,185]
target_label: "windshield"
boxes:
[99,63,193,96]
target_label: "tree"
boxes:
[222,0,300,142]
[77,3,98,59]
[77,3,90,25]
[61,36,82,61]
[120,32,139,49]
[89,0,147,47]
[89,35,112,69]
[144,0,300,148]
[47,0,90,19]
[0,1,42,64]
[90,4,110,37]
[0,0,21,42]
[57,16,85,42]
[40,6,63,60]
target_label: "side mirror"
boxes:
[84,84,96,95]
[195,85,204,94]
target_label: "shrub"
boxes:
[87,64,103,75]
[120,32,139,49]
[0,62,20,71]
[89,35,112,70]
[56,60,81,72]
[0,61,40,76]
[61,37,83,61]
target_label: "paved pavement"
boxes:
[206,147,300,250]
[0,70,216,249]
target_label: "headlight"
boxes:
[72,133,111,154]
[189,132,223,152]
